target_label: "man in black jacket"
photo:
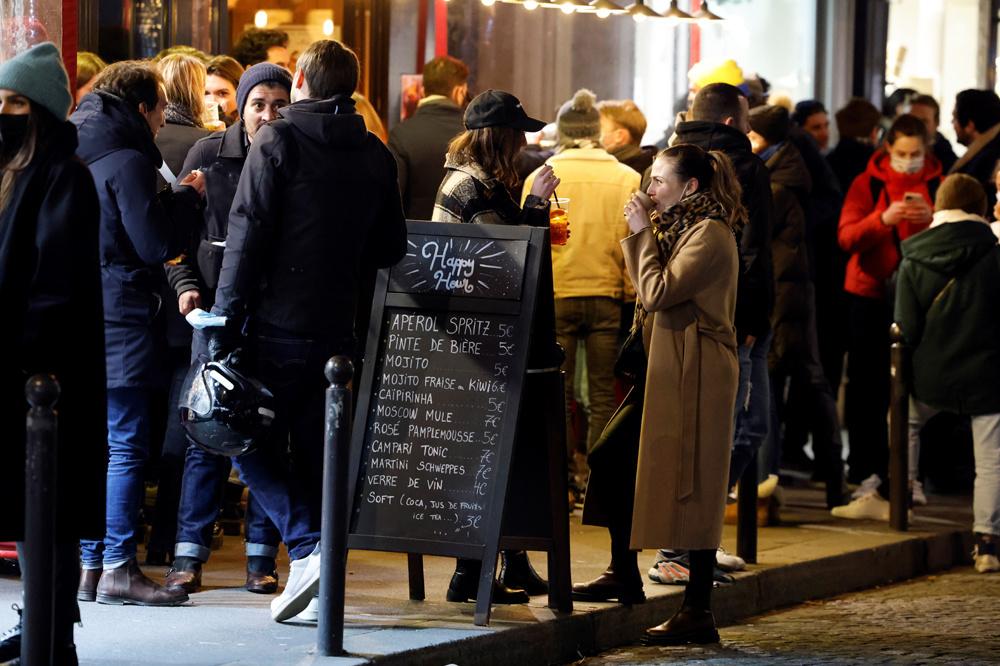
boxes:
[209,39,407,623]
[671,83,775,491]
[950,89,1000,209]
[389,55,468,219]
[163,62,292,597]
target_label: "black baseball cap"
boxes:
[464,89,546,132]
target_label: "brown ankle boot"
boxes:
[643,606,719,645]
[96,559,189,606]
[78,568,101,602]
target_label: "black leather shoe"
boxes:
[446,562,529,604]
[246,568,279,594]
[572,569,645,605]
[78,568,101,602]
[498,551,549,596]
[643,606,719,645]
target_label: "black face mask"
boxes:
[0,114,30,159]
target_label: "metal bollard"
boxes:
[22,374,60,666]
[317,356,354,657]
[888,323,910,531]
[736,452,758,564]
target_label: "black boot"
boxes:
[0,604,22,662]
[447,558,529,604]
[498,551,548,596]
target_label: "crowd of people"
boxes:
[1,28,1000,662]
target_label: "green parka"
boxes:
[894,216,1000,415]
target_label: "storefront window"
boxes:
[886,0,984,149]
[441,1,636,132]
[0,0,63,63]
[634,0,818,145]
[228,0,343,66]
[696,0,816,103]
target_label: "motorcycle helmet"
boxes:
[179,356,276,456]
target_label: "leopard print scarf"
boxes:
[630,190,731,333]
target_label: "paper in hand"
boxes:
[185,308,228,330]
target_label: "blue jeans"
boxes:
[81,387,152,568]
[175,330,282,562]
[728,329,772,489]
[228,326,331,561]
[174,445,281,562]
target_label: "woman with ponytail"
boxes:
[576,143,744,644]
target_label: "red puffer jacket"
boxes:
[838,150,941,299]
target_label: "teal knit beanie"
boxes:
[0,42,73,120]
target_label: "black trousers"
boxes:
[844,294,890,485]
[768,284,844,492]
[15,541,80,651]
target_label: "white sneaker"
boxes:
[715,547,745,572]
[911,480,928,506]
[851,474,882,500]
[973,540,1000,573]
[271,544,321,622]
[831,493,891,521]
[294,594,319,622]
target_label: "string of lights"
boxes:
[445,0,726,23]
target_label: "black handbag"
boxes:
[613,325,646,382]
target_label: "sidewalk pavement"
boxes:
[0,485,975,666]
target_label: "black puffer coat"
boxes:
[673,120,775,342]
[764,141,812,363]
[0,121,107,540]
[213,96,407,348]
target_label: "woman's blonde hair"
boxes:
[157,54,207,125]
[658,144,746,229]
[352,92,387,143]
[446,126,526,191]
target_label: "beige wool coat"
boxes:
[621,216,740,551]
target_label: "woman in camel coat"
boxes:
[575,143,744,646]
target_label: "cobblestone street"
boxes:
[575,567,1000,665]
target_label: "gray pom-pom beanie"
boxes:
[556,88,600,143]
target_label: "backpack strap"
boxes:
[869,175,886,207]
[927,176,941,205]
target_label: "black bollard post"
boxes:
[22,374,60,666]
[735,452,758,564]
[318,356,354,657]
[888,323,910,531]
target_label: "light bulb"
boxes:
[322,18,334,36]
[254,10,268,28]
[523,0,538,7]
[596,7,611,17]
[481,0,496,6]
[560,1,576,13]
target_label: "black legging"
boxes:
[685,548,715,611]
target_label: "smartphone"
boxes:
[903,192,923,204]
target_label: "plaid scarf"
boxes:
[630,190,731,333]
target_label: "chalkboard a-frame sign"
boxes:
[347,220,562,625]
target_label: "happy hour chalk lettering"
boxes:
[421,240,477,294]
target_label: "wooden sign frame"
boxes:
[347,221,568,625]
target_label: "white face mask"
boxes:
[891,154,924,175]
